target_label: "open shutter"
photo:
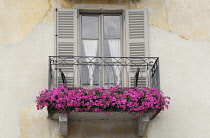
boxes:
[125,9,149,88]
[55,8,78,87]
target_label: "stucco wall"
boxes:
[0,0,210,138]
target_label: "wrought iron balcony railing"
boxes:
[48,56,160,90]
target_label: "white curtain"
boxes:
[83,40,98,86]
[108,39,121,85]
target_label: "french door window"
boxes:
[80,14,122,87]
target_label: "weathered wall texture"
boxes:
[148,27,210,138]
[0,0,210,138]
[138,0,210,41]
[0,0,50,46]
[0,23,54,138]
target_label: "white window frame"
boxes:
[77,11,125,87]
[78,10,125,57]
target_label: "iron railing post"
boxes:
[157,57,160,90]
[48,56,51,91]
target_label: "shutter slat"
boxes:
[57,9,76,41]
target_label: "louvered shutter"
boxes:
[55,8,78,87]
[125,9,149,88]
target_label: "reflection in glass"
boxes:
[82,16,98,39]
[104,16,121,38]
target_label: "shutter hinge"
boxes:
[55,8,58,11]
[122,11,125,21]
[55,35,58,36]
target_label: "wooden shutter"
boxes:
[55,8,78,87]
[125,9,149,88]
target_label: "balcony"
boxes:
[48,56,160,90]
[47,56,160,136]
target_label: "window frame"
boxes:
[78,12,124,58]
[78,11,125,87]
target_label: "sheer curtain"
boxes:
[83,40,98,86]
[108,39,121,85]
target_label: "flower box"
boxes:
[47,107,155,120]
[36,85,170,136]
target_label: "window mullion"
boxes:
[100,14,104,87]
[79,15,82,87]
[120,14,125,88]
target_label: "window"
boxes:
[80,14,122,86]
[55,8,148,88]
[80,14,122,57]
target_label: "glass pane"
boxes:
[82,16,98,39]
[104,39,121,86]
[81,65,99,86]
[104,16,121,38]
[104,66,121,86]
[104,39,121,57]
[81,40,99,86]
[82,40,99,57]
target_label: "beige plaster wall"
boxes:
[0,23,54,138]
[0,0,50,47]
[148,27,210,138]
[0,0,210,137]
[138,0,210,41]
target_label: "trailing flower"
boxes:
[35,85,170,117]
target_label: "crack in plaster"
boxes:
[39,0,52,23]
[150,26,210,44]
[1,0,53,48]
[0,23,53,49]
[179,35,189,40]
[130,0,138,9]
[1,0,206,48]
[149,0,190,41]
[164,0,171,32]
